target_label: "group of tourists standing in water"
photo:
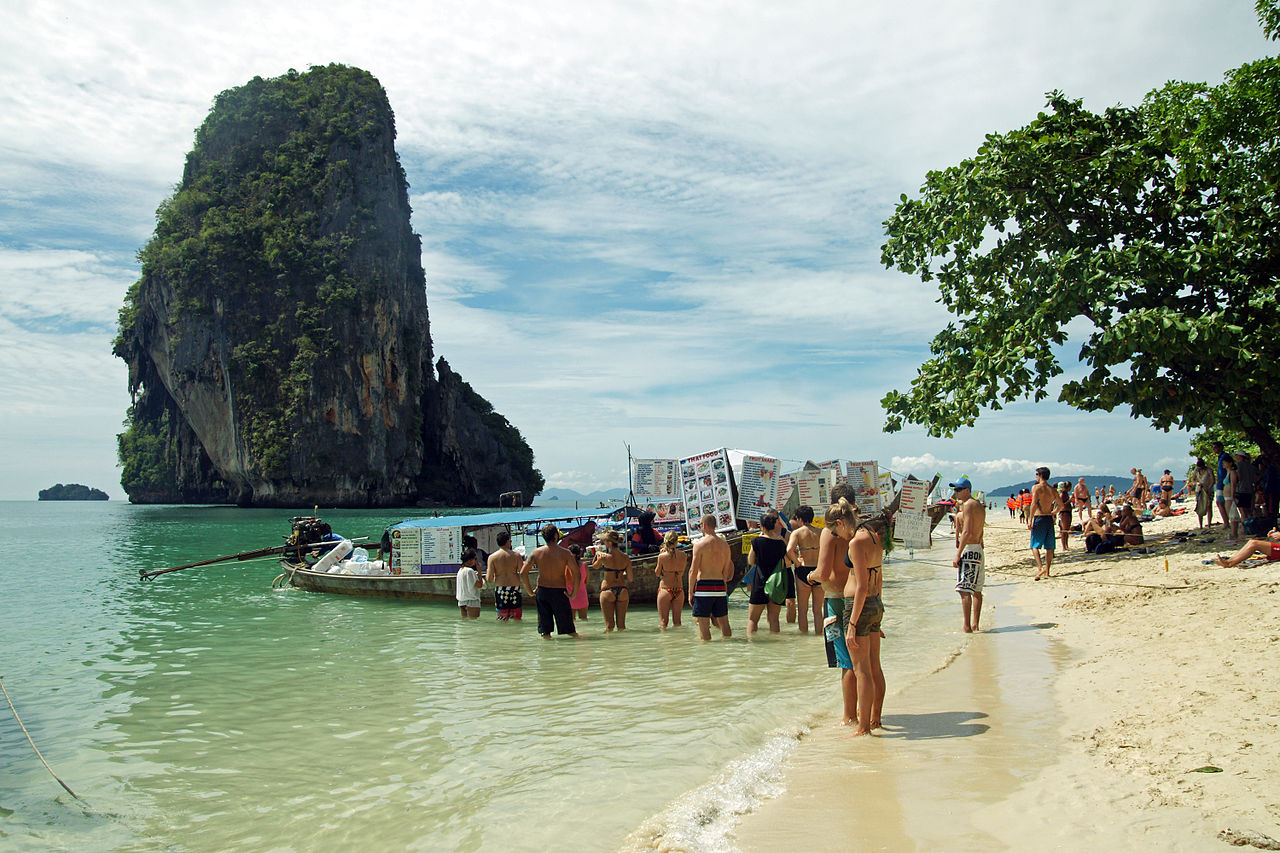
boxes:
[455,476,987,739]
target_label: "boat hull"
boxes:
[281,533,749,605]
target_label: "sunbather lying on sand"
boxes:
[1215,530,1280,568]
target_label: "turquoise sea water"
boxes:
[0,502,970,852]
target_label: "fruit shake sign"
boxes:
[736,454,781,523]
[679,448,737,533]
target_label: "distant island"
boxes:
[38,483,109,501]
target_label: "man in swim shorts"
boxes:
[951,477,986,632]
[521,524,579,638]
[486,530,524,621]
[689,514,733,640]
[1029,467,1060,580]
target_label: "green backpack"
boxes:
[764,566,788,604]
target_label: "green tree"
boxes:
[880,16,1280,457]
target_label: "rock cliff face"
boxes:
[114,65,543,507]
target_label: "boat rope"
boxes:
[0,676,86,804]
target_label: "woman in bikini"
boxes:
[594,529,632,632]
[809,497,857,725]
[654,530,687,628]
[1057,482,1073,550]
[844,516,886,736]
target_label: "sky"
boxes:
[0,0,1273,501]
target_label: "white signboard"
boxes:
[776,473,796,509]
[795,462,829,508]
[900,478,930,514]
[736,455,781,523]
[896,511,932,548]
[679,448,736,533]
[633,458,684,523]
[391,527,421,575]
[420,526,462,574]
[846,460,882,516]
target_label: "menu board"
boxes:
[900,478,930,513]
[633,458,684,523]
[679,448,736,533]
[390,527,421,575]
[795,462,829,508]
[736,455,780,523]
[421,526,462,574]
[775,473,796,510]
[846,460,882,516]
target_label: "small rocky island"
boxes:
[113,65,543,507]
[39,484,109,501]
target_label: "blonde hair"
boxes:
[662,530,680,551]
[824,497,857,530]
[597,529,622,548]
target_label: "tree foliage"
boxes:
[880,50,1280,456]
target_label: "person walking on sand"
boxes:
[1029,467,1061,580]
[1073,477,1091,523]
[654,530,687,628]
[810,498,858,725]
[951,478,986,632]
[786,505,824,634]
[486,530,524,621]
[1214,441,1231,528]
[689,515,733,641]
[520,524,580,638]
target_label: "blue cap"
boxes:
[949,477,972,492]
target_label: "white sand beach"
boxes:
[734,508,1280,851]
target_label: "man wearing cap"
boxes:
[951,477,986,633]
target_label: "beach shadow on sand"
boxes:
[984,622,1057,633]
[875,711,990,740]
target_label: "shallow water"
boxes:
[0,503,970,851]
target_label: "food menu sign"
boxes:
[899,478,930,513]
[846,460,882,516]
[633,458,685,523]
[390,525,461,575]
[795,462,829,508]
[679,448,736,533]
[736,455,780,523]
[775,473,796,510]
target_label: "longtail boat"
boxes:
[275,507,749,605]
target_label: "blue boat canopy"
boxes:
[388,507,623,531]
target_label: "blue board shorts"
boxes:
[1030,515,1056,550]
[824,598,852,670]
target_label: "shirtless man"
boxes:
[689,515,733,640]
[950,478,986,632]
[520,524,579,638]
[1029,466,1061,580]
[1072,477,1091,523]
[486,530,524,621]
[786,506,823,634]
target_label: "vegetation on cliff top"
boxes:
[117,64,395,480]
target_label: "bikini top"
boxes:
[844,555,880,575]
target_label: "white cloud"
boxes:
[0,0,1266,499]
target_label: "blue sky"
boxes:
[0,0,1271,501]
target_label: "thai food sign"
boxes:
[679,448,736,533]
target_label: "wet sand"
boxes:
[735,507,1280,851]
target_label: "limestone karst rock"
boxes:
[114,65,542,506]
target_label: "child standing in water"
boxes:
[456,549,483,619]
[567,543,590,620]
